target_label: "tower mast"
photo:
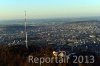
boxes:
[25,11,28,48]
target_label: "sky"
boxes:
[0,0,100,20]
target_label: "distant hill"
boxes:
[0,16,100,25]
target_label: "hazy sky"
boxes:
[0,0,100,20]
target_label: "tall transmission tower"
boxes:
[25,11,28,48]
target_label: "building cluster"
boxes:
[0,22,100,54]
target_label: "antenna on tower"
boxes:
[25,10,28,48]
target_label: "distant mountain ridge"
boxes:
[0,16,100,25]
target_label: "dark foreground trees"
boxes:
[0,44,100,66]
